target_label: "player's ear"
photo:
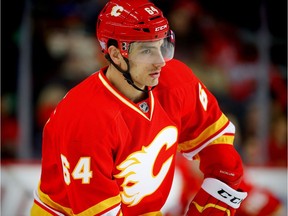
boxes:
[107,46,128,71]
[108,46,122,65]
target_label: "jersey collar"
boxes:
[98,69,155,121]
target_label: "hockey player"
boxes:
[31,0,247,215]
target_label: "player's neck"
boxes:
[105,66,148,103]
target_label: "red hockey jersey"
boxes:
[31,59,235,216]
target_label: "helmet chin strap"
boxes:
[105,54,155,93]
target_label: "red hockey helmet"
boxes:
[97,0,175,61]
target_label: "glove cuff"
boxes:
[202,178,248,209]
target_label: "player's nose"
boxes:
[153,52,166,68]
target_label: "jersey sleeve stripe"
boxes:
[209,134,235,146]
[177,113,231,152]
[180,121,235,160]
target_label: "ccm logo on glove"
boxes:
[202,178,248,209]
[218,188,244,205]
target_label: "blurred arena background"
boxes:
[1,0,287,215]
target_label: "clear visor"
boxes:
[127,31,175,64]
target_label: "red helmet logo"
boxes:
[111,5,124,17]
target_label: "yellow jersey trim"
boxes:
[192,201,231,216]
[30,201,54,216]
[38,185,121,216]
[139,211,163,216]
[209,134,234,146]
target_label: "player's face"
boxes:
[128,40,166,88]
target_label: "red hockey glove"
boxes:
[186,178,248,216]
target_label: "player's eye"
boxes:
[141,49,151,54]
